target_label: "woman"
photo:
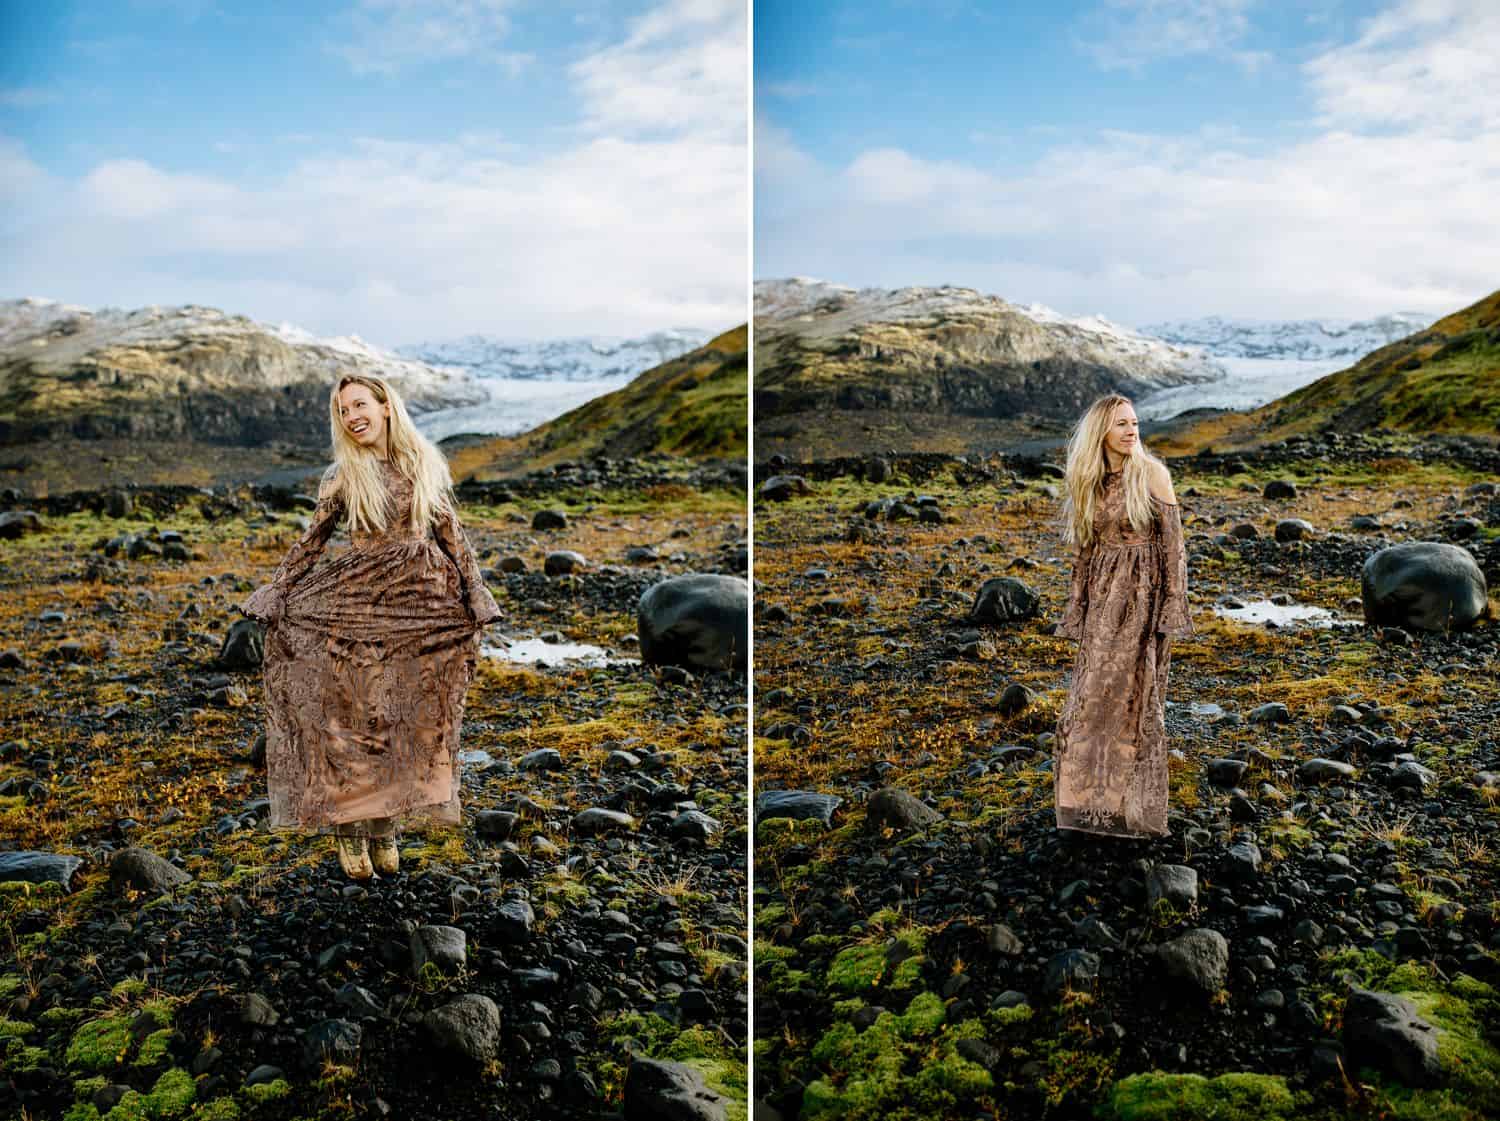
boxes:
[238,374,503,880]
[1053,394,1194,838]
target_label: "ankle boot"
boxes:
[335,834,374,880]
[370,835,400,875]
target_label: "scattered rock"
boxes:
[1158,928,1229,993]
[866,787,943,832]
[623,1057,728,1121]
[109,847,192,895]
[1343,987,1444,1088]
[424,994,502,1064]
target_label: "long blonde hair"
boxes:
[1060,393,1165,547]
[323,373,458,537]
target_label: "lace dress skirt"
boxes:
[238,460,503,838]
[1053,473,1195,837]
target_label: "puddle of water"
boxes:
[482,636,639,668]
[1212,599,1361,629]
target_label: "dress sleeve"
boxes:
[1055,538,1094,641]
[238,467,343,626]
[1154,498,1195,638]
[432,501,503,628]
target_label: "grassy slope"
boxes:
[447,325,747,481]
[1160,289,1500,454]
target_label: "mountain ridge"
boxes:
[0,297,483,448]
[445,325,748,481]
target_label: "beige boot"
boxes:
[335,834,374,880]
[370,836,400,875]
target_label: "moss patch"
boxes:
[1103,1071,1300,1120]
[825,927,927,995]
[801,990,995,1120]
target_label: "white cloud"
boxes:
[1075,0,1259,72]
[1306,0,1500,133]
[757,0,1500,322]
[327,0,533,75]
[570,0,745,142]
[1,1,747,342]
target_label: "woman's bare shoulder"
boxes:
[1146,460,1177,504]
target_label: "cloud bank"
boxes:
[755,0,1499,324]
[1,0,748,344]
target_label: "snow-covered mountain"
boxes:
[1129,312,1435,421]
[1139,313,1432,363]
[387,328,717,442]
[754,276,1226,389]
[0,297,490,447]
[0,297,482,413]
[396,329,711,384]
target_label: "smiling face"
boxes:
[1102,401,1139,465]
[338,382,391,454]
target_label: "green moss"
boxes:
[242,1077,291,1104]
[111,978,149,1000]
[987,1003,1033,1026]
[101,1090,149,1121]
[134,1027,176,1067]
[66,1013,132,1072]
[802,990,993,1120]
[0,973,23,1000]
[140,1067,196,1118]
[825,943,886,993]
[41,1006,91,1028]
[0,878,65,897]
[73,1074,109,1099]
[3,1037,51,1072]
[825,929,926,995]
[63,1104,102,1121]
[1020,1034,1116,1110]
[1103,1071,1298,1120]
[0,1017,35,1037]
[191,1099,241,1120]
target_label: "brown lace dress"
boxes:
[1053,470,1194,837]
[237,459,503,838]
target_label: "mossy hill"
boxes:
[1161,288,1500,456]
[447,326,748,482]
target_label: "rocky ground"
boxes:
[751,431,1500,1121]
[0,458,748,1120]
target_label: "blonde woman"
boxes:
[1053,394,1194,837]
[238,374,503,879]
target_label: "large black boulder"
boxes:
[1361,542,1488,632]
[638,574,748,673]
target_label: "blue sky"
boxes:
[756,0,1500,325]
[1,0,747,344]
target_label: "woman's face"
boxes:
[338,383,390,451]
[1102,402,1139,461]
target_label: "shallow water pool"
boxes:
[1211,598,1362,629]
[481,636,639,668]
